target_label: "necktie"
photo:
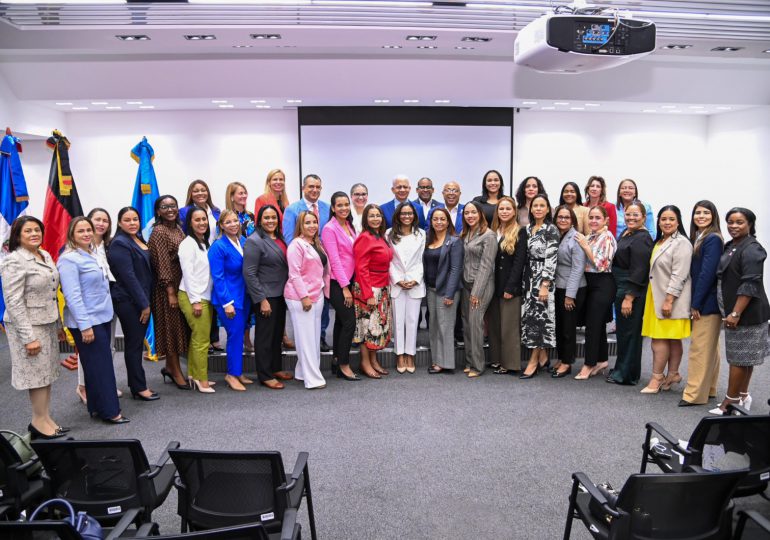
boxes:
[311,203,319,219]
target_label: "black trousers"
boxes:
[71,322,120,419]
[253,297,286,382]
[583,273,616,366]
[113,301,149,394]
[555,286,587,364]
[328,279,356,366]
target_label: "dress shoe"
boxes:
[190,379,216,393]
[320,340,331,353]
[678,399,698,407]
[273,371,294,381]
[428,365,443,374]
[103,416,130,425]
[76,386,87,405]
[337,370,361,381]
[225,375,247,391]
[519,369,538,380]
[161,367,191,390]
[131,391,160,401]
[640,373,665,394]
[551,366,572,378]
[661,371,682,391]
[28,423,66,440]
[54,426,71,434]
[238,375,254,385]
[739,393,753,411]
[261,379,285,390]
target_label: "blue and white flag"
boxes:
[0,128,30,326]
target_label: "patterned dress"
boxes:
[521,222,559,348]
[148,222,188,356]
[237,210,256,238]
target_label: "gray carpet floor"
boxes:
[1,331,769,539]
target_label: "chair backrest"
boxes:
[30,439,151,521]
[0,520,85,540]
[136,523,272,540]
[611,470,745,540]
[168,449,288,530]
[688,415,770,495]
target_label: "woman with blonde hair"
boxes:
[254,168,290,223]
[488,196,525,374]
[225,181,256,352]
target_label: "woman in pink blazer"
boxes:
[320,192,360,381]
[285,210,330,389]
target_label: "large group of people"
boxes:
[2,171,768,440]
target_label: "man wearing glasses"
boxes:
[413,177,444,231]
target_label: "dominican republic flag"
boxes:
[42,130,83,262]
[131,137,160,361]
[0,127,31,326]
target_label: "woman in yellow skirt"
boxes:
[641,205,692,393]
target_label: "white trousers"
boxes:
[391,294,422,355]
[286,298,326,389]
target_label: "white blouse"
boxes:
[388,228,426,299]
[178,236,213,303]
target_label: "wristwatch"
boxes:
[730,311,741,318]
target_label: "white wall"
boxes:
[0,72,66,138]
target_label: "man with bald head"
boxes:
[380,175,425,229]
[440,181,464,235]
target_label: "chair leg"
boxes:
[563,479,579,540]
[304,463,318,540]
[734,511,747,540]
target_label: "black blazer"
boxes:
[432,235,464,299]
[243,232,289,304]
[494,228,527,298]
[717,236,770,326]
[107,232,153,310]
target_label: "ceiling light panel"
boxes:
[184,35,216,41]
[250,34,281,40]
[116,35,150,41]
[406,35,436,41]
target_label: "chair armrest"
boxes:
[684,465,708,474]
[737,510,770,533]
[155,441,180,469]
[281,507,300,540]
[645,422,693,457]
[104,507,142,540]
[571,472,620,519]
[284,452,309,492]
[7,462,32,495]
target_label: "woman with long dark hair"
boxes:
[515,176,546,226]
[711,208,769,414]
[615,179,654,238]
[472,170,506,225]
[148,195,189,390]
[583,176,618,237]
[558,182,589,235]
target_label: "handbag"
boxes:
[29,498,103,540]
[0,429,43,478]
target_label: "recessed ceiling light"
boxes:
[211,100,228,104]
[276,45,297,48]
[286,99,302,104]
[105,106,122,110]
[218,104,234,109]
[417,45,438,49]
[660,105,677,109]
[374,99,390,104]
[232,45,253,49]
[661,44,692,50]
[255,105,271,109]
[91,101,108,105]
[126,101,143,105]
[382,45,403,49]
[434,100,451,104]
[716,106,733,110]
[541,106,555,110]
[570,107,585,111]
[55,102,73,106]
[454,46,475,50]
[522,101,538,105]
[184,35,216,41]
[689,105,705,109]
[642,110,657,113]
[403,99,420,104]
[250,100,266,104]
[406,35,436,41]
[72,107,89,111]
[250,34,281,40]
[711,46,743,52]
[139,105,155,109]
[116,35,150,41]
[461,36,491,42]
[764,49,770,54]
[585,103,600,107]
[669,110,682,113]
[554,102,570,106]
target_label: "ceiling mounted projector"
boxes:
[514,12,656,73]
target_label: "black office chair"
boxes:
[733,510,770,539]
[31,439,180,525]
[0,430,46,519]
[169,449,316,540]
[134,513,301,540]
[563,467,745,540]
[641,408,770,498]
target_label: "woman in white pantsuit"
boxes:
[388,202,426,374]
[284,211,330,389]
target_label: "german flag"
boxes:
[42,130,83,261]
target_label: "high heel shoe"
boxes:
[661,371,682,391]
[131,390,160,401]
[75,386,87,405]
[371,361,389,376]
[238,375,254,385]
[225,375,247,391]
[190,379,216,393]
[519,364,539,380]
[103,415,130,425]
[406,356,416,374]
[28,423,66,440]
[590,361,608,377]
[709,395,740,415]
[162,368,191,390]
[739,393,752,411]
[396,356,406,374]
[337,370,361,381]
[551,366,572,378]
[640,372,665,394]
[538,359,551,372]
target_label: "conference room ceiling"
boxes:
[0,0,768,112]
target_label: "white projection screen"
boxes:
[298,107,513,204]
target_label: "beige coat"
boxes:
[649,232,692,319]
[0,248,61,344]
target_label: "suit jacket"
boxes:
[107,232,153,310]
[427,204,464,235]
[430,234,464,300]
[717,236,770,326]
[690,233,722,315]
[58,249,114,331]
[284,238,330,302]
[554,227,587,299]
[0,248,61,343]
[282,199,330,243]
[389,229,426,299]
[463,228,498,299]
[495,228,528,298]
[321,218,357,287]
[413,198,443,230]
[649,232,692,319]
[381,199,425,230]
[243,232,288,304]
[253,193,285,224]
[208,236,247,310]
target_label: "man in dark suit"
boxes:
[413,177,444,231]
[381,175,425,229]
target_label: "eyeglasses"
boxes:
[625,213,642,218]
[444,188,460,194]
[417,186,433,190]
[159,204,178,210]
[352,192,367,197]
[556,216,572,221]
